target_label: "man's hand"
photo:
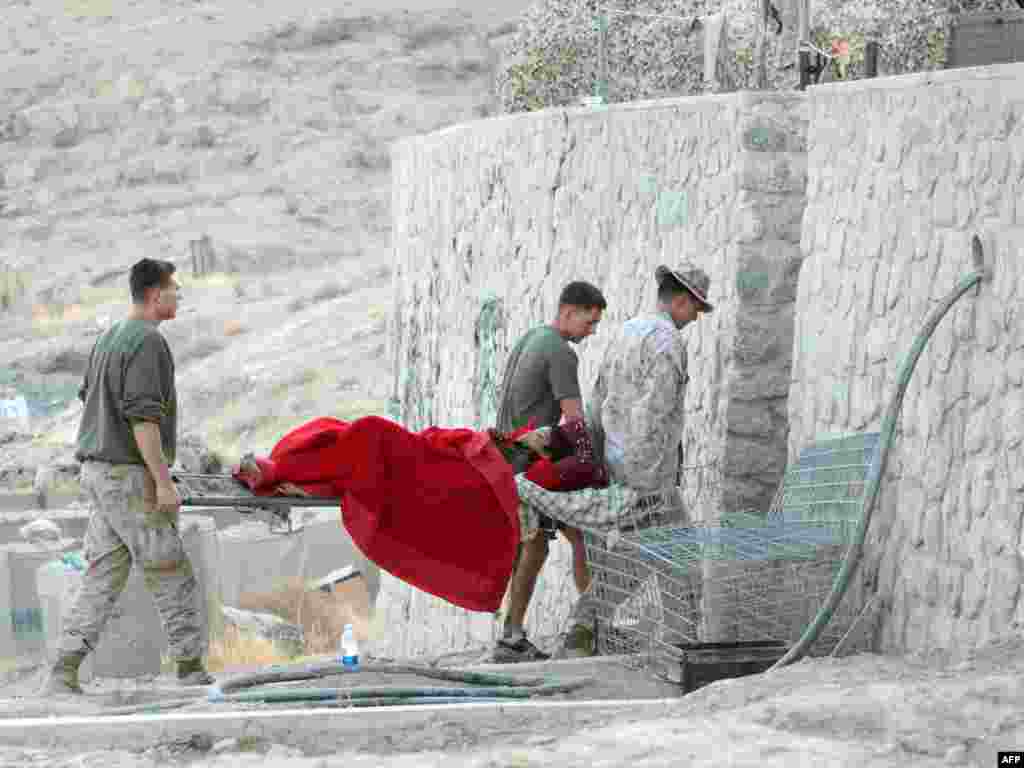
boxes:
[155,481,181,515]
[516,430,552,459]
[274,482,310,497]
[559,398,584,423]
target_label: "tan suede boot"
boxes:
[40,651,87,696]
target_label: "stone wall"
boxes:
[381,91,807,659]
[792,61,1024,658]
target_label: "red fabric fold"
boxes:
[233,416,520,613]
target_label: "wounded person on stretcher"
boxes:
[226,415,606,613]
[230,417,608,498]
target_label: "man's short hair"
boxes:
[130,259,176,304]
[558,281,607,311]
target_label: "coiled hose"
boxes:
[771,266,987,670]
[107,661,590,715]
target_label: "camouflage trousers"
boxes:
[58,461,204,661]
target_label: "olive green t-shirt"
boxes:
[496,326,581,472]
[74,318,177,467]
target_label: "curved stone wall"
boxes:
[792,62,1024,658]
[381,92,807,659]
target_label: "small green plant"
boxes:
[811,30,868,80]
[506,47,578,112]
[926,29,946,68]
[236,735,263,752]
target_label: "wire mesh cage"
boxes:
[580,433,880,683]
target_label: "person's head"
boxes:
[553,281,607,343]
[655,264,714,329]
[129,258,180,323]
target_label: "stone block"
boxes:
[218,512,379,609]
[0,549,12,660]
[5,541,78,661]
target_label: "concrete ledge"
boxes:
[0,698,683,752]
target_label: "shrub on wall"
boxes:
[497,0,760,112]
[497,0,1017,111]
[809,0,1008,80]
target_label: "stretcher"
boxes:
[171,471,340,534]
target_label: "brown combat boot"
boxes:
[40,651,87,695]
[177,657,215,686]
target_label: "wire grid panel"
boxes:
[584,525,702,663]
[585,528,854,663]
[583,432,882,672]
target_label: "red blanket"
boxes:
[233,416,520,613]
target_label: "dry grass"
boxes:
[205,624,295,672]
[237,575,373,656]
[25,272,241,338]
[202,369,332,458]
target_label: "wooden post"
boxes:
[190,235,215,277]
[865,40,879,77]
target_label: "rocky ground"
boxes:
[4,1,1024,766]
[0,637,1022,766]
[0,0,526,477]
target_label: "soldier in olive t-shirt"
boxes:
[492,280,607,664]
[75,317,177,466]
[496,326,582,472]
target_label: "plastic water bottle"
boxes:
[339,624,360,671]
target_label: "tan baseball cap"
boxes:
[655,263,714,312]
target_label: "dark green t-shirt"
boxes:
[496,326,581,471]
[74,318,177,467]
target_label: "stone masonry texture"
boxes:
[381,92,807,659]
[792,61,1024,658]
[383,62,1024,662]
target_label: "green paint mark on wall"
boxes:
[656,189,688,229]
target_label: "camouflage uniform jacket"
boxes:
[586,310,688,492]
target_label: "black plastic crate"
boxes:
[676,640,787,694]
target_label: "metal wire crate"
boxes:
[581,433,880,682]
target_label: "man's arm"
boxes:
[123,337,178,510]
[548,343,583,425]
[77,344,96,402]
[132,420,173,490]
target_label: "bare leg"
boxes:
[562,526,591,594]
[504,533,550,631]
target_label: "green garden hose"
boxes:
[771,267,987,670]
[104,661,586,715]
[216,661,547,694]
[216,681,587,705]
